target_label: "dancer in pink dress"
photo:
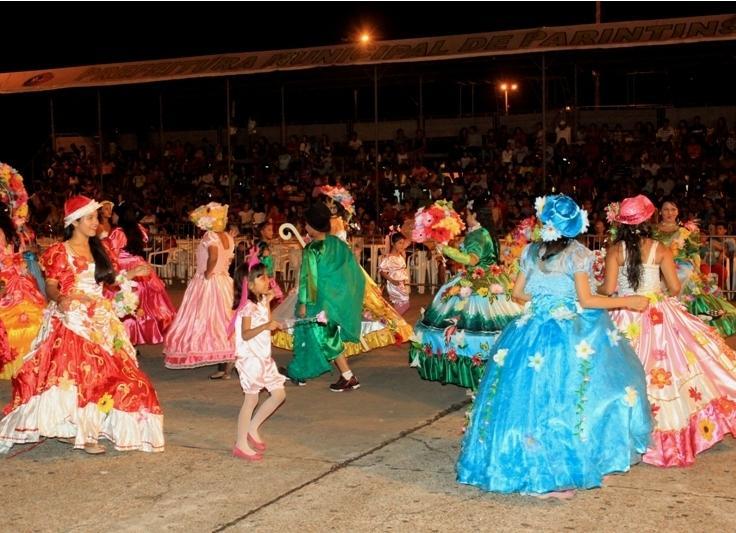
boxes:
[164,203,235,369]
[601,195,736,467]
[379,231,411,315]
[107,206,176,345]
[230,260,286,460]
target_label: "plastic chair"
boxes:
[147,248,178,285]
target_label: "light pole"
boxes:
[499,82,518,115]
[358,30,380,227]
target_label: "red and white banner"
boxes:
[1,14,734,93]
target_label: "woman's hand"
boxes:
[267,320,283,331]
[127,264,152,279]
[58,292,94,311]
[626,295,650,312]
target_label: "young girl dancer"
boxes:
[230,261,286,460]
[379,231,411,315]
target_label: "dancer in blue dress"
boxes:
[457,194,652,495]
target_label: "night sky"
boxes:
[1,2,733,70]
[1,2,735,174]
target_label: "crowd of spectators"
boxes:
[26,114,736,252]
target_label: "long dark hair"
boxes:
[233,261,268,308]
[118,206,146,257]
[541,237,572,261]
[390,232,407,247]
[0,203,19,252]
[63,224,117,285]
[473,205,497,238]
[613,223,652,292]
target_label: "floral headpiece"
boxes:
[319,185,355,216]
[189,202,229,232]
[0,162,33,244]
[534,194,589,241]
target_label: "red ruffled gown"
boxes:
[0,242,164,453]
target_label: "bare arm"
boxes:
[659,247,682,296]
[125,264,152,279]
[575,272,649,311]
[205,245,218,279]
[597,244,620,296]
[45,279,62,303]
[46,279,92,310]
[511,272,531,303]
[240,314,281,341]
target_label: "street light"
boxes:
[499,82,518,115]
[356,30,380,224]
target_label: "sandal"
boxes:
[209,371,231,380]
[57,437,75,445]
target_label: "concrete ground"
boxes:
[2,289,735,532]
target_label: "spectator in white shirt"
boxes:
[555,120,572,145]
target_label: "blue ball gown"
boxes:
[457,240,652,494]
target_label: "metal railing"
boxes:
[35,228,735,301]
[581,234,736,300]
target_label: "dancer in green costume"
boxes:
[286,202,366,391]
[409,201,522,390]
[652,199,736,339]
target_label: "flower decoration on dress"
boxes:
[189,202,229,232]
[411,200,465,245]
[623,386,639,407]
[438,264,512,303]
[112,273,140,318]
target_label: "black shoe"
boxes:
[329,376,360,392]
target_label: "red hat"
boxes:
[612,195,656,226]
[64,195,101,227]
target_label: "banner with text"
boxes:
[1,14,735,93]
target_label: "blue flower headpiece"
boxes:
[534,194,589,241]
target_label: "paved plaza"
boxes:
[2,291,735,532]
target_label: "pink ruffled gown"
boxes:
[163,231,235,368]
[610,242,736,467]
[107,227,176,345]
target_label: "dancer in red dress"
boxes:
[0,196,164,455]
